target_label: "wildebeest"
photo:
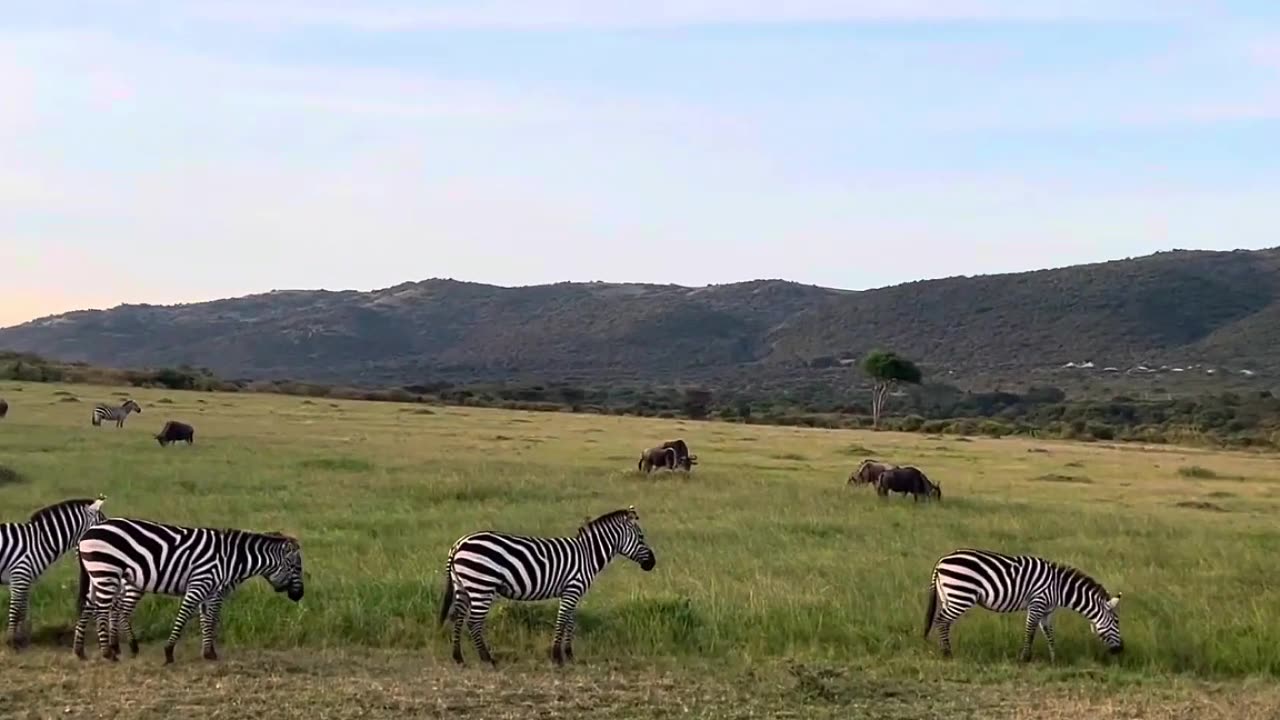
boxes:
[848,459,894,487]
[638,446,678,473]
[0,399,7,419]
[660,439,698,470]
[154,420,195,446]
[875,466,942,502]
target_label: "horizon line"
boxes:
[4,245,1274,330]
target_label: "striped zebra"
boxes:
[1,495,107,648]
[72,518,304,663]
[438,505,657,666]
[91,399,142,428]
[923,548,1123,661]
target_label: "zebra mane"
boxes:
[28,498,98,523]
[260,530,300,546]
[1054,562,1110,598]
[580,507,638,531]
[222,529,298,547]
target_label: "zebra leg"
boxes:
[114,587,144,657]
[90,580,121,661]
[5,566,33,649]
[198,594,225,660]
[464,591,497,667]
[163,589,207,665]
[936,618,954,658]
[562,610,578,663]
[933,600,969,658]
[72,604,90,659]
[450,584,469,665]
[1020,602,1048,662]
[1038,616,1057,662]
[550,583,584,665]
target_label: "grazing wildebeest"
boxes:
[637,447,678,473]
[848,459,894,487]
[154,420,195,446]
[875,466,941,502]
[0,399,7,419]
[661,439,698,470]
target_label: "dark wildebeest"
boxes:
[848,459,894,487]
[154,420,195,446]
[660,439,698,471]
[875,466,942,502]
[0,399,7,419]
[638,446,678,473]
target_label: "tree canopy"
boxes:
[861,350,923,428]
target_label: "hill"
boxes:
[3,248,1279,391]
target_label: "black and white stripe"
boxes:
[923,548,1123,660]
[91,400,142,427]
[438,505,657,665]
[0,496,106,648]
[72,518,304,664]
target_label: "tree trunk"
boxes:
[870,382,882,429]
[870,382,893,429]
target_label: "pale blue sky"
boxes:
[2,1,1278,326]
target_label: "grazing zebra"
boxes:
[91,399,142,428]
[923,548,1123,661]
[438,505,657,666]
[1,495,107,648]
[72,518,304,663]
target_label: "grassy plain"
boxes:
[2,381,1280,718]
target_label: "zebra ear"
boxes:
[90,495,105,511]
[1107,593,1122,609]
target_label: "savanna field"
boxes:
[3,382,1280,718]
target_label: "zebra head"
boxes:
[1091,592,1123,654]
[29,494,107,553]
[261,533,305,602]
[123,399,142,414]
[581,506,656,572]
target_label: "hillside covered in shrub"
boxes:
[3,248,1279,394]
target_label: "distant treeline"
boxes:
[3,351,1278,451]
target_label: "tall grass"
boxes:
[2,380,1279,677]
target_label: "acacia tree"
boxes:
[860,349,923,428]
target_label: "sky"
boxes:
[2,1,1278,327]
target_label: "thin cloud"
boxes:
[189,0,1208,31]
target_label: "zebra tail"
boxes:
[923,581,938,640]
[437,571,455,627]
[75,553,90,616]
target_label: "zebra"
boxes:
[438,505,657,666]
[0,495,107,648]
[91,399,142,428]
[923,548,1123,661]
[72,518,304,664]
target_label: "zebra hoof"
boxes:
[163,646,176,665]
[203,648,218,661]
[551,646,563,666]
[129,640,140,657]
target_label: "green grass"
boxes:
[3,381,1280,715]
